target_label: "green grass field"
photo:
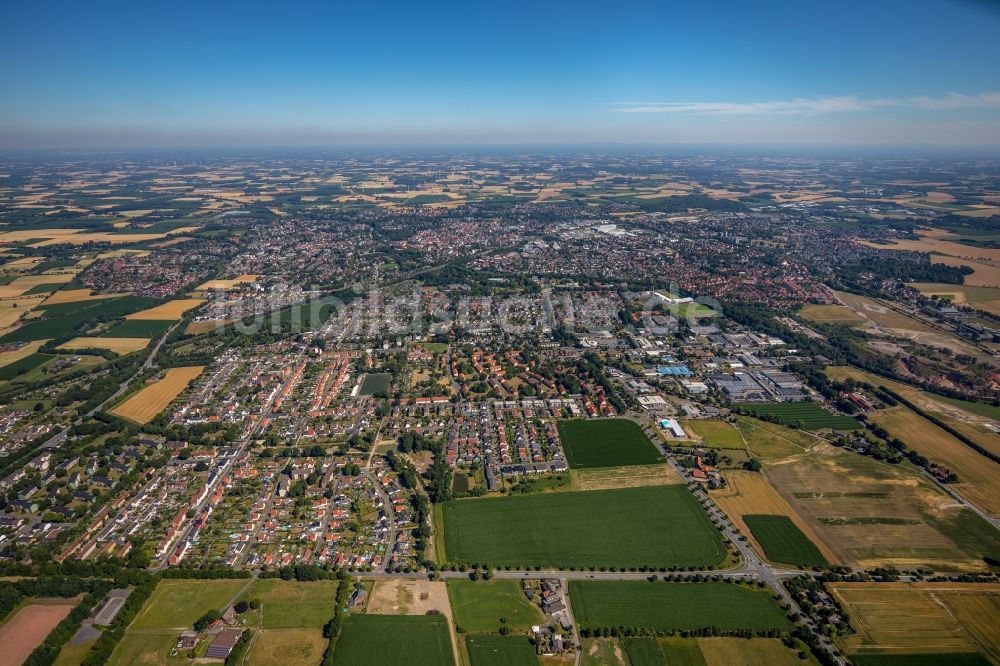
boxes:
[332,614,454,666]
[440,485,725,569]
[743,514,828,567]
[557,418,664,468]
[569,581,792,633]
[417,342,448,353]
[359,372,392,395]
[466,635,537,666]
[736,402,861,431]
[623,636,667,665]
[447,580,544,633]
[658,637,706,666]
[682,419,745,449]
[250,578,340,629]
[106,630,177,666]
[0,352,53,380]
[1,295,157,342]
[849,654,991,666]
[130,579,249,630]
[103,319,173,338]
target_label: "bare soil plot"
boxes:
[571,463,682,491]
[829,582,1000,662]
[126,298,204,320]
[110,366,203,424]
[58,337,150,354]
[367,579,452,618]
[870,406,1000,517]
[0,600,75,666]
[711,470,837,565]
[764,443,994,571]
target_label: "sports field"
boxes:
[829,582,1000,664]
[440,485,725,569]
[332,614,455,666]
[736,402,861,431]
[447,580,544,633]
[743,514,829,567]
[682,419,745,449]
[569,581,792,633]
[557,418,664,468]
[465,635,538,666]
[110,366,203,424]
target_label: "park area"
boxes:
[439,485,726,569]
[110,365,203,424]
[736,402,861,431]
[569,581,792,633]
[557,418,664,468]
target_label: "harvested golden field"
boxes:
[870,406,1000,517]
[799,304,865,323]
[907,283,1000,316]
[765,442,997,571]
[185,319,230,334]
[0,296,46,328]
[58,337,150,354]
[196,274,258,290]
[933,255,1000,288]
[110,366,203,424]
[0,339,46,368]
[710,470,837,564]
[126,298,204,321]
[857,234,1000,263]
[571,463,682,491]
[829,582,1000,662]
[0,273,75,298]
[42,289,117,305]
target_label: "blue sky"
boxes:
[1,0,999,147]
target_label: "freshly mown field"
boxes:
[440,485,726,569]
[557,418,664,468]
[447,579,544,633]
[682,419,745,449]
[569,581,792,633]
[110,366,203,424]
[0,295,157,342]
[58,336,150,354]
[359,372,391,395]
[251,578,340,629]
[829,582,1000,664]
[743,514,828,567]
[736,402,861,431]
[332,614,454,666]
[466,635,538,666]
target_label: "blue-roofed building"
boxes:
[657,365,693,377]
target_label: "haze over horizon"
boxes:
[2,0,999,149]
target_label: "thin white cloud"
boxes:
[614,92,1000,115]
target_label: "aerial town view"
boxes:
[0,1,999,665]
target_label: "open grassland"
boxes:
[250,578,340,629]
[447,579,544,633]
[332,614,455,666]
[245,628,327,666]
[697,637,807,666]
[569,581,792,633]
[829,582,1000,663]
[131,579,248,630]
[622,636,666,664]
[107,631,177,666]
[582,638,628,665]
[58,336,150,354]
[196,274,258,290]
[110,366,203,424]
[743,514,829,567]
[570,463,682,491]
[735,417,818,459]
[440,485,725,569]
[53,639,96,666]
[711,471,836,565]
[799,304,866,323]
[557,418,664,468]
[870,406,1000,517]
[765,443,1000,571]
[682,419,746,449]
[126,298,204,320]
[908,283,1000,316]
[737,402,861,430]
[0,600,75,666]
[825,366,1000,458]
[466,635,538,666]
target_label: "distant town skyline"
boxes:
[2,0,999,148]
